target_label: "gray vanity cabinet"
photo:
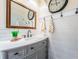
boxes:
[37,47,47,59]
[4,39,48,59]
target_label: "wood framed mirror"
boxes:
[6,0,36,29]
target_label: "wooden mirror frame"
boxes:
[6,0,37,29]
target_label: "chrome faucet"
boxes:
[27,30,32,37]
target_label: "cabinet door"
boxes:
[7,47,26,59]
[37,47,47,59]
[26,53,37,59]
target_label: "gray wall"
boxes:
[48,15,78,59]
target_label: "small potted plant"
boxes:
[11,30,19,41]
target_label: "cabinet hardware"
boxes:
[14,53,19,55]
[31,47,34,50]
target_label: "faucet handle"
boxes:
[22,35,26,38]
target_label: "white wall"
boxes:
[38,0,78,17]
[48,15,78,59]
[0,0,39,41]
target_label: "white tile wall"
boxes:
[48,15,78,59]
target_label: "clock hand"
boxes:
[55,0,58,6]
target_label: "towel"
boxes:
[41,18,46,32]
[49,16,54,33]
[45,16,54,33]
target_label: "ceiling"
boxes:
[13,0,50,12]
[32,0,48,6]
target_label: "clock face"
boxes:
[28,10,34,20]
[48,0,68,13]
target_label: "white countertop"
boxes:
[0,34,48,51]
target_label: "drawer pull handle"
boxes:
[14,53,19,55]
[43,42,45,44]
[31,47,34,50]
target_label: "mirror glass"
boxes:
[6,0,36,29]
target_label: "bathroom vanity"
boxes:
[0,34,48,59]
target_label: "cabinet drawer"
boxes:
[7,47,26,59]
[39,40,47,47]
[27,40,47,55]
[35,40,47,49]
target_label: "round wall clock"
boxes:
[48,0,68,13]
[28,10,34,20]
